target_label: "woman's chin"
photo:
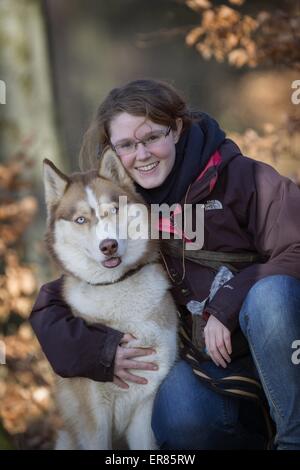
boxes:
[134,172,166,189]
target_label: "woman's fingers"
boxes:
[205,328,224,367]
[209,333,227,368]
[216,328,231,364]
[123,359,158,370]
[113,376,129,389]
[120,333,136,344]
[118,370,148,385]
[123,347,156,358]
[223,329,232,356]
[114,340,158,386]
[204,315,232,368]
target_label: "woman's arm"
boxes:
[206,159,300,332]
[29,276,124,382]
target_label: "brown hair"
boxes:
[79,79,193,171]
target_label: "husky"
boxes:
[43,149,178,450]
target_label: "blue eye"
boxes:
[110,206,118,214]
[75,216,86,224]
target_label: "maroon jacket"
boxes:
[163,139,300,331]
[29,139,300,381]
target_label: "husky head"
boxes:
[43,149,159,284]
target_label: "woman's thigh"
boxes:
[151,359,267,450]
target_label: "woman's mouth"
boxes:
[135,161,159,175]
[101,257,121,268]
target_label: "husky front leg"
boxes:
[55,429,76,450]
[79,404,113,450]
[125,398,158,450]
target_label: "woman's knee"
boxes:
[239,275,300,336]
[151,360,240,449]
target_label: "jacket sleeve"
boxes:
[205,160,300,332]
[29,276,124,381]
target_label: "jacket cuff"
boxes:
[204,305,237,332]
[90,326,124,382]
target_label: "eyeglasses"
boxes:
[111,126,172,157]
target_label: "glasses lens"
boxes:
[114,127,170,156]
[144,130,168,149]
[115,141,135,156]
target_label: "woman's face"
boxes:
[109,112,182,189]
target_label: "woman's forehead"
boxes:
[109,112,163,141]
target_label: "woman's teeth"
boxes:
[136,161,159,173]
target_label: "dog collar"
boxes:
[86,261,157,286]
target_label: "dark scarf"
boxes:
[134,113,226,205]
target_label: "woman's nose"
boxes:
[135,142,151,160]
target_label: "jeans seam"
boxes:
[243,312,284,421]
[221,396,238,431]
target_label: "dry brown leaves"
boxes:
[186,3,258,67]
[229,115,300,185]
[0,325,60,449]
[0,251,37,322]
[0,153,60,449]
[185,1,300,70]
[256,9,300,70]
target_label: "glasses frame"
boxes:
[111,126,172,157]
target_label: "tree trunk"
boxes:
[0,0,64,179]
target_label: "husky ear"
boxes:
[43,159,69,213]
[99,148,135,191]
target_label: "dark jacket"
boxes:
[29,138,300,381]
[163,139,300,331]
[30,277,123,381]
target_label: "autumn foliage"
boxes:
[185,0,300,69]
[185,0,300,184]
[0,0,299,450]
[0,153,58,449]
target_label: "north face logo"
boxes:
[204,200,223,210]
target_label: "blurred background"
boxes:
[0,0,299,449]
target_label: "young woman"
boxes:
[30,79,300,450]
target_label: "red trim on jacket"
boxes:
[158,150,222,238]
[196,150,222,194]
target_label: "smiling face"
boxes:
[109,113,182,189]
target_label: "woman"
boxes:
[30,79,300,449]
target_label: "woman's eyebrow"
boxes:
[113,136,133,146]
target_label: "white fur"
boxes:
[48,180,178,450]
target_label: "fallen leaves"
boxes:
[0,324,59,448]
[0,153,59,449]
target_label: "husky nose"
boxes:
[99,238,118,256]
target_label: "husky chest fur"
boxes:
[43,150,178,450]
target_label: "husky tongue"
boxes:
[102,257,121,268]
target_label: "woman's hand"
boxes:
[204,315,232,368]
[113,333,158,389]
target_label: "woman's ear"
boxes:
[174,118,183,143]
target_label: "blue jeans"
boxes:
[239,275,300,450]
[152,275,300,450]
